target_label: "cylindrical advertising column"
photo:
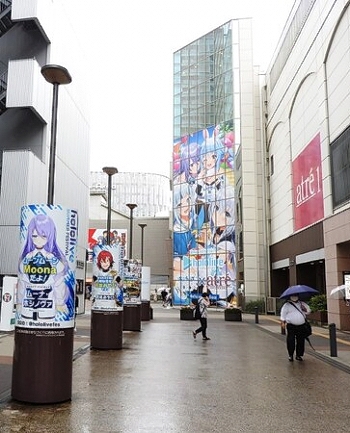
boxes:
[90,244,123,349]
[123,259,142,331]
[12,205,78,403]
[141,266,151,321]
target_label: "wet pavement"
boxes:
[1,304,350,432]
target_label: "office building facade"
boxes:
[265,0,350,329]
[0,0,90,289]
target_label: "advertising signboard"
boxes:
[92,245,123,311]
[292,133,324,231]
[172,122,236,306]
[16,204,77,329]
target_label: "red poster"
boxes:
[292,133,324,231]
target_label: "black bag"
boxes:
[193,302,201,320]
[301,320,312,337]
[288,301,313,338]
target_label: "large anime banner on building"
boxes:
[92,245,124,311]
[172,122,236,306]
[17,204,78,329]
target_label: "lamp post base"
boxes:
[91,310,123,350]
[123,304,142,331]
[11,327,74,404]
[141,300,151,321]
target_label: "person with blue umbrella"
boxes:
[279,285,316,362]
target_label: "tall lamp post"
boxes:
[41,64,72,205]
[12,64,72,404]
[90,166,122,351]
[138,223,147,265]
[126,203,137,259]
[103,167,118,244]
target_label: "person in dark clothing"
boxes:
[161,288,168,306]
[192,292,211,340]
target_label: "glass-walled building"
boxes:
[172,19,263,306]
[172,19,265,307]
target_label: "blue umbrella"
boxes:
[279,285,319,299]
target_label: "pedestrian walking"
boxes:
[74,294,79,331]
[280,294,311,362]
[161,288,168,307]
[192,292,211,340]
[164,291,172,308]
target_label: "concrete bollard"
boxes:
[329,323,337,357]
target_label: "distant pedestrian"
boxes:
[74,294,79,331]
[165,291,172,308]
[192,292,211,340]
[280,294,311,362]
[161,288,168,306]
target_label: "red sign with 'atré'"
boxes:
[292,133,324,231]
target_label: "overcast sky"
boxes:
[66,0,296,177]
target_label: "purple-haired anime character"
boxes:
[174,140,201,185]
[17,214,70,321]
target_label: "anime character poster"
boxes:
[92,245,123,311]
[87,228,127,262]
[172,121,236,307]
[16,204,78,329]
[123,259,141,304]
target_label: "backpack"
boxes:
[193,302,201,320]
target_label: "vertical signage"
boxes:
[17,205,78,329]
[292,133,324,231]
[172,122,236,306]
[0,276,17,331]
[92,245,123,311]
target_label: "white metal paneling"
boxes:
[7,59,50,122]
[0,150,46,274]
[0,0,90,279]
[11,0,38,19]
[0,226,20,275]
[0,150,46,224]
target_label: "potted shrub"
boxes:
[307,294,328,325]
[224,306,242,321]
[180,305,195,320]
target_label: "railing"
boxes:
[0,70,7,94]
[0,0,11,14]
[0,70,7,113]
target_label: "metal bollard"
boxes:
[329,323,337,357]
[254,306,259,324]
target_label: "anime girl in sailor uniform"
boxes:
[17,214,70,321]
[207,187,236,303]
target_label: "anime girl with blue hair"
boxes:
[17,213,71,322]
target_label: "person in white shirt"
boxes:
[280,295,311,362]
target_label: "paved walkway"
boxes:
[1,304,350,432]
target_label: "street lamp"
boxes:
[138,223,147,265]
[103,166,118,245]
[41,64,72,205]
[126,203,137,259]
